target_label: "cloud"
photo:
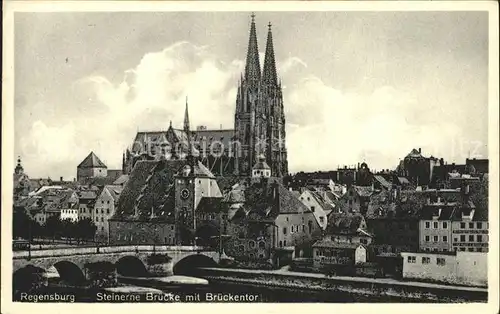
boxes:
[18,42,481,179]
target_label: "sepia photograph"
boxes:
[2,0,499,310]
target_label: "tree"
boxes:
[75,218,97,244]
[44,216,63,243]
[13,208,31,239]
[61,219,77,244]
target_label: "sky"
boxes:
[14,11,489,179]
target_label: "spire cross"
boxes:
[251,12,255,21]
[268,22,272,30]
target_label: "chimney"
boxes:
[418,148,421,153]
[60,176,63,182]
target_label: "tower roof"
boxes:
[183,96,190,132]
[244,13,261,85]
[78,152,107,168]
[253,154,271,170]
[262,22,278,86]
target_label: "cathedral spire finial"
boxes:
[183,96,190,132]
[263,20,278,86]
[244,13,261,86]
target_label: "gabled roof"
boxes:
[78,152,107,168]
[406,148,424,159]
[104,185,123,202]
[353,185,374,198]
[113,159,186,220]
[313,238,365,250]
[196,197,222,213]
[226,178,311,222]
[113,174,129,185]
[326,213,364,235]
[373,175,392,189]
[420,204,457,220]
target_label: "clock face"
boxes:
[181,189,190,199]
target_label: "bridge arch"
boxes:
[13,265,47,296]
[115,255,148,277]
[52,261,86,285]
[173,254,217,275]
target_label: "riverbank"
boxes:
[196,267,487,302]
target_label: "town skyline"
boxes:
[14,11,488,179]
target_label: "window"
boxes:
[433,222,438,229]
[425,236,430,242]
[422,257,430,264]
[442,222,448,229]
[259,241,265,248]
[101,217,104,222]
[468,248,474,252]
[443,236,448,242]
[101,209,104,214]
[302,225,305,232]
[425,222,430,229]
[283,240,287,246]
[360,238,368,244]
[437,258,446,266]
[249,240,256,248]
[307,197,310,201]
[469,235,474,242]
[319,216,324,223]
[238,232,245,239]
[107,209,110,214]
[433,236,438,242]
[477,222,483,229]
[407,256,416,263]
[460,235,466,242]
[96,209,99,214]
[460,222,466,229]
[460,247,466,251]
[469,222,474,229]
[279,241,283,247]
[311,206,315,212]
[283,227,287,235]
[477,235,483,242]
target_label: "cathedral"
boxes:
[123,14,288,178]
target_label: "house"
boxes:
[224,173,322,267]
[93,185,123,242]
[298,188,334,230]
[311,213,372,272]
[465,158,488,175]
[341,185,374,215]
[77,190,98,221]
[366,190,424,254]
[108,157,223,246]
[451,205,488,253]
[77,152,108,181]
[400,251,487,287]
[419,203,456,252]
[59,190,79,222]
[313,240,367,271]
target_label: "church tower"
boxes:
[234,14,288,177]
[235,13,261,175]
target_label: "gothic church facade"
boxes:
[123,14,288,178]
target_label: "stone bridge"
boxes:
[13,245,219,284]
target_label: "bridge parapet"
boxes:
[13,245,213,259]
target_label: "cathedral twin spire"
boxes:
[244,13,278,88]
